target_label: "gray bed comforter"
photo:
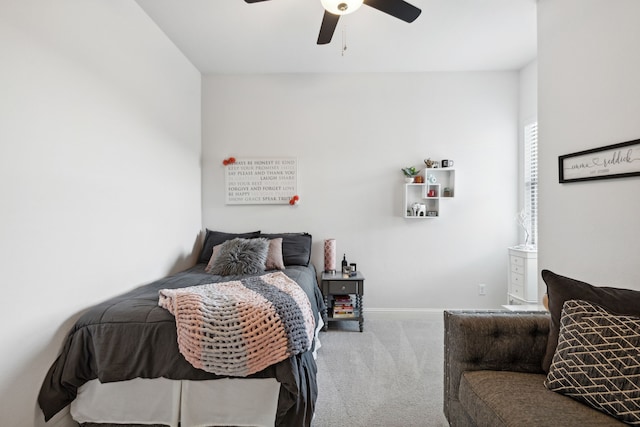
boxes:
[38,263,325,426]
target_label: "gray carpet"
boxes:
[312,312,449,427]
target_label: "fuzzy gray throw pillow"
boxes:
[209,238,269,276]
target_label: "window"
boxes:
[523,121,538,246]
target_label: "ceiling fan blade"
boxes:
[363,0,421,23]
[244,0,271,3]
[317,11,340,45]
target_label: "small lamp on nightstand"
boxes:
[324,239,336,273]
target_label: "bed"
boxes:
[38,231,326,427]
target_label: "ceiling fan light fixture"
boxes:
[320,0,364,15]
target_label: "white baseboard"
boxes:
[366,308,444,313]
[363,308,445,320]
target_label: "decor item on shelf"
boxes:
[245,0,421,46]
[425,158,440,168]
[427,174,437,184]
[324,239,336,273]
[427,211,438,217]
[515,209,534,249]
[441,159,454,167]
[413,175,424,183]
[401,166,419,183]
[341,254,349,274]
[411,202,426,217]
[443,187,452,197]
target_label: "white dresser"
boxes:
[507,246,538,305]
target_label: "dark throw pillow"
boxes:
[260,232,312,266]
[545,299,640,425]
[541,269,640,372]
[198,229,261,264]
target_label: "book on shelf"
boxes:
[332,309,359,318]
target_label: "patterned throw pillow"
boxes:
[541,269,640,373]
[545,299,640,425]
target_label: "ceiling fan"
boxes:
[244,0,422,45]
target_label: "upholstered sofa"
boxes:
[443,310,627,426]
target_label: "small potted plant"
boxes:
[401,166,419,183]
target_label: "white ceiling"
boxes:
[134,0,537,74]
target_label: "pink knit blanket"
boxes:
[158,271,315,377]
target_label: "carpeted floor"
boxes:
[312,311,449,427]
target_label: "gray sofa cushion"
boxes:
[459,371,626,427]
[444,311,627,427]
[444,310,551,426]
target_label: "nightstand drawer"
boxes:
[327,281,358,294]
[511,263,523,274]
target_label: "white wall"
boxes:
[0,1,201,426]
[519,60,538,128]
[538,0,640,291]
[202,72,520,310]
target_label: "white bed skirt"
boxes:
[71,317,323,427]
[71,377,280,427]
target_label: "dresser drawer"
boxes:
[327,281,358,294]
[510,263,524,274]
[510,255,524,267]
[510,272,524,286]
[510,283,525,298]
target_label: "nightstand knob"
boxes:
[341,285,346,291]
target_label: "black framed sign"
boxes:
[558,138,640,183]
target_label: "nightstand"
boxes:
[320,271,365,332]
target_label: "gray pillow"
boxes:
[209,238,269,276]
[198,230,261,264]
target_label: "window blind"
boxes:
[523,122,538,246]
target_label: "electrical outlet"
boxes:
[478,283,486,296]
